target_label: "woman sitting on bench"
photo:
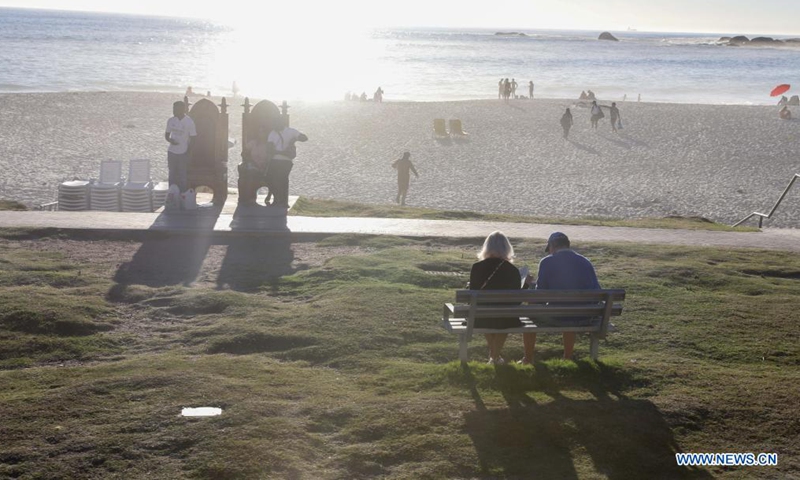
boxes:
[468,231,525,365]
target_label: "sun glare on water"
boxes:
[208,14,385,102]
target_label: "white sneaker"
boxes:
[496,357,506,365]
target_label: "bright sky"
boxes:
[3,0,800,35]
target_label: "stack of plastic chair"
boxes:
[121,159,153,212]
[57,180,90,211]
[151,181,169,210]
[89,160,122,211]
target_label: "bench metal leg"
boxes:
[589,334,600,360]
[458,334,469,363]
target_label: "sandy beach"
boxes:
[1,91,798,227]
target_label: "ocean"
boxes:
[3,7,800,105]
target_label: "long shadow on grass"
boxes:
[458,363,712,479]
[216,236,295,292]
[108,234,214,299]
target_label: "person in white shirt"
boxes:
[266,121,308,207]
[164,101,197,193]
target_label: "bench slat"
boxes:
[444,319,617,334]
[450,304,623,318]
[455,289,625,303]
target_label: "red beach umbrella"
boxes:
[770,84,791,97]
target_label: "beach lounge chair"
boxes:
[90,160,122,211]
[433,118,449,137]
[57,179,90,211]
[789,95,800,106]
[121,159,153,212]
[449,119,468,136]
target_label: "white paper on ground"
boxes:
[181,407,222,417]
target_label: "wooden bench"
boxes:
[442,289,626,362]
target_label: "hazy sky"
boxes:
[3,0,800,35]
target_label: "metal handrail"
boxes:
[35,202,58,211]
[733,173,800,227]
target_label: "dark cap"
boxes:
[545,232,570,254]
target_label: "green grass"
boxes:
[0,199,27,211]
[0,229,797,479]
[289,196,760,232]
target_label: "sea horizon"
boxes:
[3,6,800,105]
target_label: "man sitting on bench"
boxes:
[520,232,601,364]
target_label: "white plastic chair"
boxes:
[121,159,153,212]
[90,160,122,211]
[58,180,90,211]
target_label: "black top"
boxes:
[469,258,523,329]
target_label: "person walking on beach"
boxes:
[528,81,534,99]
[267,119,308,208]
[590,100,604,129]
[560,108,574,139]
[392,151,419,206]
[165,100,196,194]
[609,102,621,133]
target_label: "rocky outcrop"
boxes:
[728,35,750,45]
[495,32,528,37]
[751,36,781,44]
[598,32,619,41]
[718,37,732,42]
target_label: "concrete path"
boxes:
[0,209,798,252]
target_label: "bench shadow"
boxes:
[459,363,713,479]
[567,138,601,155]
[215,236,297,292]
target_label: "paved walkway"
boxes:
[0,209,798,252]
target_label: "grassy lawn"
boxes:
[289,197,759,232]
[0,229,797,479]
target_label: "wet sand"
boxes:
[1,92,798,226]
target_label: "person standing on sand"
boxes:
[503,79,511,102]
[590,100,603,129]
[609,102,621,133]
[529,81,534,99]
[511,78,518,98]
[165,101,196,194]
[498,79,504,99]
[267,120,308,208]
[560,108,574,139]
[392,151,419,206]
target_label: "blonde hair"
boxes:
[478,231,515,261]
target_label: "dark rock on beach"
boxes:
[728,35,750,45]
[751,36,782,44]
[598,32,619,41]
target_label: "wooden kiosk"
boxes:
[238,98,290,206]
[185,97,229,206]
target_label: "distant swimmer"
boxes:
[560,108,574,139]
[392,151,419,206]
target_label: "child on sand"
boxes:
[392,152,419,206]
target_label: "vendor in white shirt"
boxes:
[164,101,197,193]
[267,121,308,207]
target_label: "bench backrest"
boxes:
[454,289,626,340]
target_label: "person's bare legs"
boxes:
[563,332,577,359]
[484,334,496,361]
[520,333,536,364]
[493,333,508,362]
